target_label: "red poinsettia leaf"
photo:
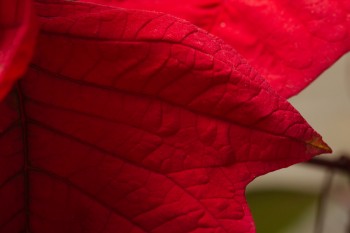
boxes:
[81,0,350,98]
[0,1,330,233]
[0,0,38,100]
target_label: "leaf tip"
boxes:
[308,136,332,154]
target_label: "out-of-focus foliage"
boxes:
[247,190,317,233]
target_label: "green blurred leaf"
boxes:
[246,190,317,233]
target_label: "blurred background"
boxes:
[246,53,350,233]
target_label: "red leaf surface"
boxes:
[0,1,331,233]
[0,0,37,100]
[82,0,350,97]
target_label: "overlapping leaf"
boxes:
[81,0,350,97]
[0,0,331,233]
[0,0,37,100]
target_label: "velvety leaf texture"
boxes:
[0,0,37,100]
[82,0,350,98]
[0,1,330,233]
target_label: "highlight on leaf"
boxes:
[80,0,350,98]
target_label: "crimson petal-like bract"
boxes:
[0,1,330,233]
[82,0,350,97]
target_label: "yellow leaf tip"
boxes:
[308,136,332,154]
